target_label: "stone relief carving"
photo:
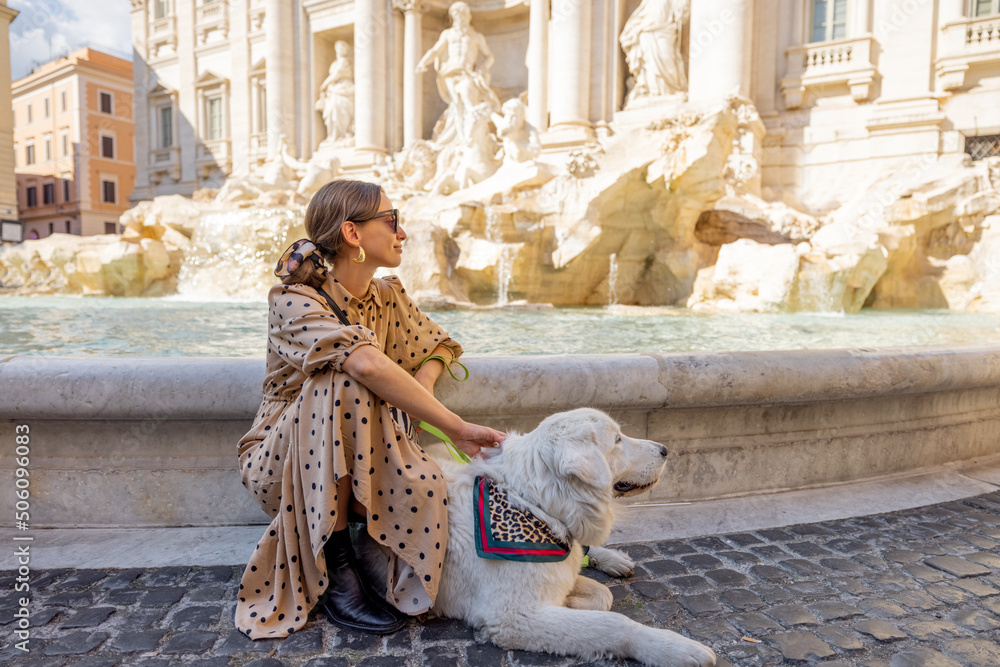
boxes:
[620,0,689,107]
[316,41,355,147]
[492,98,541,165]
[215,135,339,204]
[392,0,427,12]
[427,102,498,194]
[375,140,439,194]
[566,144,604,179]
[724,96,764,193]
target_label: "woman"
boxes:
[236,179,506,639]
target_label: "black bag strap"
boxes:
[315,286,352,327]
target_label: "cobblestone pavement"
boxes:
[5,494,1000,667]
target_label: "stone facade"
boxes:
[11,48,136,239]
[130,0,1000,207]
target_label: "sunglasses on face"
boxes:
[356,209,400,233]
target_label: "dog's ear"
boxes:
[559,446,613,488]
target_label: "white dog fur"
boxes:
[362,408,716,667]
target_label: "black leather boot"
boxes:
[319,529,408,634]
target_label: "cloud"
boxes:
[9,0,132,81]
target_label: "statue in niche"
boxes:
[619,0,689,107]
[417,1,500,146]
[492,98,541,165]
[315,41,355,145]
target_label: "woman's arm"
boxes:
[412,344,454,394]
[342,345,504,457]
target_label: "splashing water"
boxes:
[175,207,306,301]
[608,253,619,306]
[484,207,513,306]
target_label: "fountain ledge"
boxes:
[1,345,999,529]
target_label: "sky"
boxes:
[8,0,133,81]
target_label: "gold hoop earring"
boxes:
[352,246,366,264]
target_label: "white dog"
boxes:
[365,408,716,667]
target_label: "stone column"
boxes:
[688,0,752,105]
[527,0,549,132]
[395,0,424,146]
[548,0,591,131]
[265,0,296,158]
[127,0,149,201]
[355,0,388,155]
[852,0,871,35]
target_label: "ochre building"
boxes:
[12,48,135,239]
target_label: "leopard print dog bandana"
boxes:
[473,476,571,562]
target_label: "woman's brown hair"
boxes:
[281,179,382,289]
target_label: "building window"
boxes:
[155,0,169,19]
[207,96,223,140]
[48,222,54,235]
[63,178,71,202]
[966,134,1000,160]
[159,105,173,148]
[25,142,35,165]
[975,0,1000,16]
[101,134,115,159]
[26,103,32,123]
[100,91,113,114]
[26,186,37,208]
[61,129,69,157]
[105,222,118,234]
[102,179,117,204]
[61,90,67,112]
[43,183,55,205]
[812,0,847,42]
[44,134,52,161]
[44,97,50,118]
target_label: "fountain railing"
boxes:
[2,345,999,529]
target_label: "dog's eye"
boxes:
[615,435,622,444]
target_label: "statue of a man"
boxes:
[416,1,500,146]
[316,41,355,143]
[619,0,689,106]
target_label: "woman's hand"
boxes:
[448,421,507,459]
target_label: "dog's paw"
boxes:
[673,640,716,667]
[629,627,716,667]
[588,546,635,578]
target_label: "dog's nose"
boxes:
[658,445,668,459]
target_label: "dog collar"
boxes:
[473,476,572,562]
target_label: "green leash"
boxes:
[414,354,590,567]
[416,355,472,464]
[417,420,472,464]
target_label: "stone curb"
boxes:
[4,493,1000,666]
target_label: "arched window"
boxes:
[812,0,847,42]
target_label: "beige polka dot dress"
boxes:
[235,276,460,639]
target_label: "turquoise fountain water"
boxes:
[2,295,999,357]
